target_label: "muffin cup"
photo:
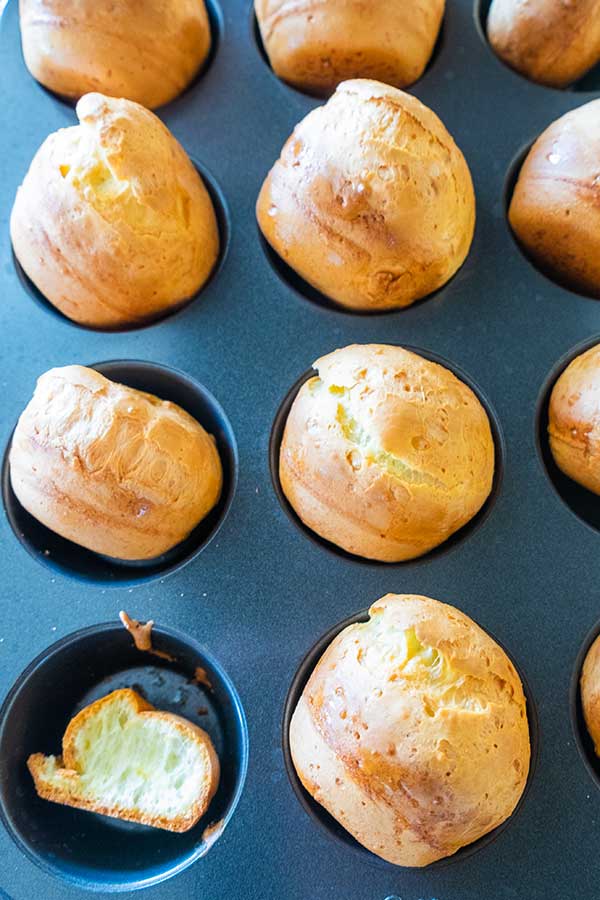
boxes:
[270,347,505,565]
[2,359,238,586]
[282,607,539,869]
[257,227,462,317]
[501,141,600,301]
[30,0,224,112]
[251,5,446,101]
[0,618,249,892]
[536,335,600,536]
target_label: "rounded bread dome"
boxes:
[9,365,223,560]
[19,0,212,108]
[279,344,494,561]
[257,79,475,312]
[10,93,219,328]
[254,0,444,95]
[290,593,531,866]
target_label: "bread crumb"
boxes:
[119,610,175,662]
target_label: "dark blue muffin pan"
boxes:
[2,0,600,896]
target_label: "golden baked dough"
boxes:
[255,0,444,95]
[290,593,531,867]
[256,79,475,312]
[279,344,494,562]
[19,0,212,108]
[28,689,220,832]
[9,366,223,560]
[547,343,600,494]
[581,634,600,754]
[10,93,219,329]
[509,100,600,298]
[487,0,600,88]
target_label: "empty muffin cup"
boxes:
[282,606,538,868]
[0,617,249,891]
[2,360,238,585]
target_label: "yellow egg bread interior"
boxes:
[30,690,209,820]
[311,375,446,489]
[360,612,489,714]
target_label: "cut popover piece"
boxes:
[28,689,220,832]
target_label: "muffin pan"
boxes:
[1,0,600,897]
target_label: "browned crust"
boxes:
[548,342,600,494]
[290,594,530,866]
[254,0,444,94]
[119,611,176,662]
[9,365,223,560]
[10,92,219,328]
[278,344,493,561]
[509,100,600,299]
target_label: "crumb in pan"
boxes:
[192,666,213,690]
[119,610,176,662]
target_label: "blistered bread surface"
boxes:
[9,365,223,560]
[257,79,475,311]
[279,344,494,561]
[10,93,219,327]
[290,594,530,866]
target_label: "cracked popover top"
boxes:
[279,344,494,561]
